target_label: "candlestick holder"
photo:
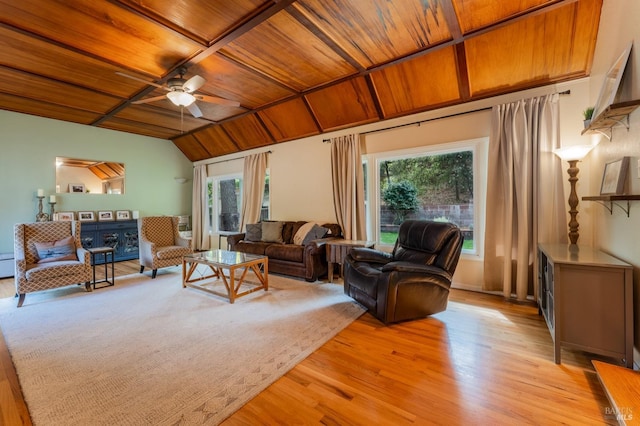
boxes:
[49,201,57,221]
[35,196,49,222]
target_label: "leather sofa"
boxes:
[343,220,463,324]
[227,221,342,282]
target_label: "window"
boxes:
[208,174,241,233]
[365,138,487,255]
[207,173,270,233]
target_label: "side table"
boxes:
[87,247,115,289]
[218,231,235,250]
[326,239,375,283]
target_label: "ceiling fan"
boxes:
[117,67,240,118]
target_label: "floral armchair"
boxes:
[138,216,192,278]
[14,221,92,307]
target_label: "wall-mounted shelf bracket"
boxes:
[581,100,640,141]
[591,128,612,141]
[582,195,640,218]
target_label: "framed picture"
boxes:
[78,211,95,222]
[600,157,630,195]
[57,211,75,221]
[116,210,131,220]
[98,211,114,221]
[69,183,86,193]
[592,41,633,121]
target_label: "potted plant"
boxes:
[583,106,595,128]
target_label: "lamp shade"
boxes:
[167,90,196,106]
[553,144,594,161]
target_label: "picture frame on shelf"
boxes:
[116,210,131,220]
[98,211,114,221]
[592,41,633,121]
[600,157,630,195]
[69,183,85,193]
[57,212,75,221]
[78,211,95,222]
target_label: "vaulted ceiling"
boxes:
[0,0,602,161]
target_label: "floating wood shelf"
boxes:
[593,360,640,424]
[581,100,640,140]
[582,195,640,216]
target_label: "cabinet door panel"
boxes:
[79,220,139,262]
[558,266,626,352]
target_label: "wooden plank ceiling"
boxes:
[0,0,602,161]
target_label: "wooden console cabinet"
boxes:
[79,220,139,264]
[538,244,633,368]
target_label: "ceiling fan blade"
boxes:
[131,95,168,104]
[195,94,240,108]
[183,75,205,93]
[186,102,203,118]
[116,72,167,90]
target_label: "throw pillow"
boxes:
[293,221,318,245]
[34,235,78,263]
[261,221,284,243]
[245,223,262,242]
[302,224,329,245]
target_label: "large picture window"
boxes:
[365,138,487,255]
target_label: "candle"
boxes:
[37,189,44,197]
[50,195,56,203]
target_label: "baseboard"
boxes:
[451,283,483,292]
[0,253,14,278]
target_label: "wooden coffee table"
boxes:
[182,250,268,303]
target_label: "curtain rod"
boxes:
[196,150,272,167]
[322,90,570,142]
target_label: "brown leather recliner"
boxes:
[343,220,463,324]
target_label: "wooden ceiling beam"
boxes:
[114,0,211,46]
[189,0,298,65]
[286,6,365,72]
[439,0,470,101]
[0,0,595,152]
[175,0,584,136]
[178,0,586,144]
[440,0,463,41]
[93,0,298,129]
[463,0,579,38]
[364,74,385,120]
[454,43,471,101]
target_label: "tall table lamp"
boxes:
[553,145,595,245]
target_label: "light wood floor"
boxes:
[0,261,620,425]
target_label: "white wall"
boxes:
[203,77,589,291]
[585,0,640,360]
[56,166,103,194]
[0,111,193,254]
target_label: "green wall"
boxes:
[0,110,193,254]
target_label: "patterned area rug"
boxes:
[0,270,364,425]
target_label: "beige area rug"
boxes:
[0,270,365,425]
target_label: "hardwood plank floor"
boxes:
[0,263,621,425]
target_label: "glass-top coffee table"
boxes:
[182,250,268,303]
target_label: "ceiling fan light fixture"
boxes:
[167,90,196,106]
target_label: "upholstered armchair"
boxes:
[343,220,463,324]
[14,221,92,307]
[138,216,192,278]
